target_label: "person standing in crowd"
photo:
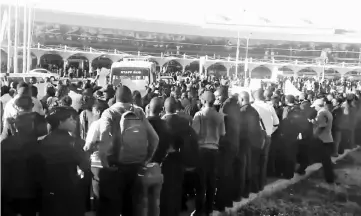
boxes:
[331,96,343,157]
[2,82,45,137]
[252,89,279,189]
[215,92,240,211]
[0,87,16,107]
[192,91,225,216]
[237,91,263,197]
[308,98,335,183]
[146,97,171,216]
[161,97,194,216]
[1,95,47,216]
[40,106,91,216]
[277,95,305,179]
[83,99,109,211]
[97,86,159,216]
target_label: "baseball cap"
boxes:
[310,98,325,107]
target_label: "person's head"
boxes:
[31,85,38,98]
[92,99,109,119]
[15,96,34,113]
[271,95,280,107]
[56,85,69,98]
[17,82,31,97]
[164,97,177,114]
[46,86,56,97]
[238,91,250,106]
[115,85,132,103]
[188,90,197,100]
[148,97,164,116]
[325,100,333,111]
[263,89,273,101]
[310,98,325,111]
[332,96,343,107]
[326,94,333,102]
[30,77,37,85]
[10,81,18,89]
[285,95,295,106]
[9,88,16,97]
[77,81,83,89]
[201,91,215,107]
[252,88,265,101]
[181,92,187,100]
[46,107,78,132]
[175,100,183,112]
[59,95,72,107]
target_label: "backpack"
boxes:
[117,109,148,164]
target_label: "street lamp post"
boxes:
[245,35,250,78]
[235,30,240,78]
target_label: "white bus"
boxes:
[110,58,157,96]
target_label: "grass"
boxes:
[238,150,361,216]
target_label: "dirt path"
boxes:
[238,149,361,216]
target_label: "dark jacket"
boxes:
[220,97,241,153]
[1,132,41,200]
[1,112,48,140]
[239,104,263,152]
[40,129,90,193]
[148,116,171,164]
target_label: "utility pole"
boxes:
[27,5,32,71]
[22,3,27,73]
[13,0,19,73]
[7,4,12,73]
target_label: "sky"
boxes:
[2,0,360,30]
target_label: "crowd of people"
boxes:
[1,73,361,216]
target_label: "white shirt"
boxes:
[3,95,45,123]
[98,68,109,87]
[84,119,101,150]
[0,93,13,107]
[252,101,279,136]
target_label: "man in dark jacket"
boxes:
[1,96,46,216]
[236,91,263,198]
[278,95,307,179]
[215,95,240,210]
[161,97,192,216]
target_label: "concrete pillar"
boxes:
[310,66,324,78]
[336,67,352,77]
[63,59,68,72]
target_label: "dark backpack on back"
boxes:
[107,106,148,165]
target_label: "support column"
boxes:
[248,63,260,78]
[310,66,324,78]
[63,59,68,72]
[270,65,279,80]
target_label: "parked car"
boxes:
[29,68,60,81]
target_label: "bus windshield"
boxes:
[111,66,152,96]
[111,67,149,82]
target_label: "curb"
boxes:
[213,146,360,216]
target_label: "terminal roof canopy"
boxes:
[5,0,360,31]
[2,0,361,43]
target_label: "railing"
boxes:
[2,43,361,68]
